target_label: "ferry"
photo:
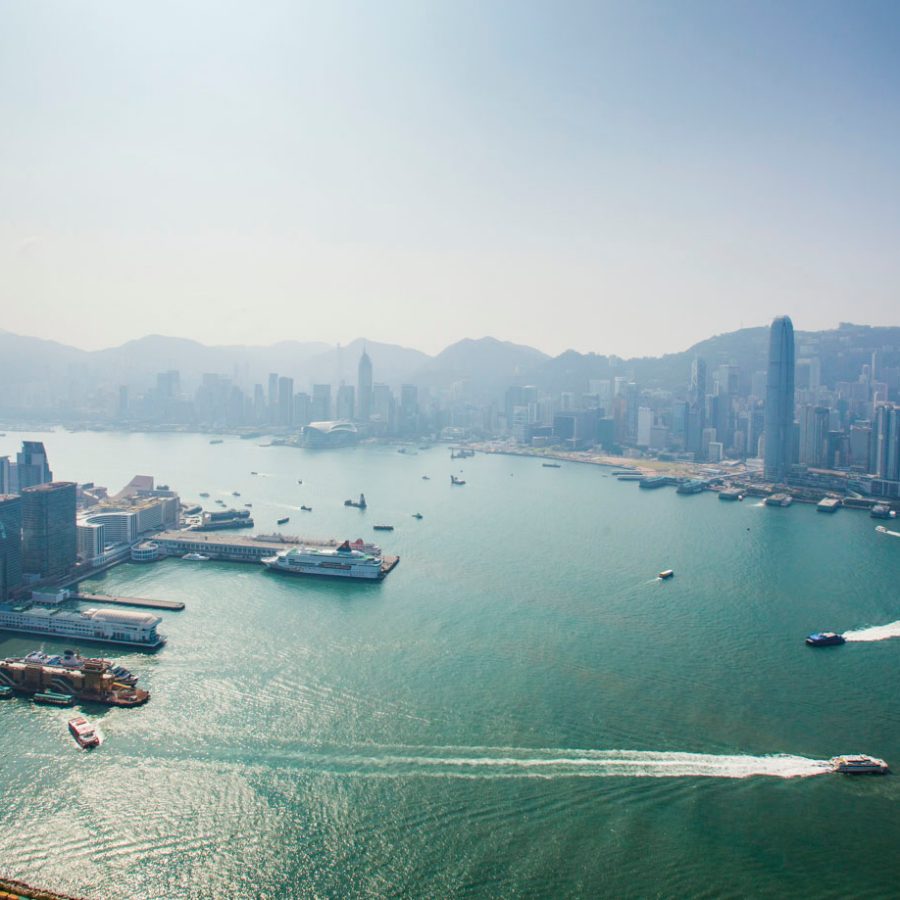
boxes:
[277,517,290,525]
[68,716,100,749]
[676,480,704,495]
[262,540,388,581]
[373,524,394,531]
[765,493,793,507]
[871,504,895,519]
[806,632,845,647]
[658,569,674,580]
[182,552,210,561]
[830,755,889,775]
[34,691,74,707]
[719,489,742,501]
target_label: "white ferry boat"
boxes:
[830,754,889,775]
[0,603,165,648]
[262,540,385,581]
[182,552,211,561]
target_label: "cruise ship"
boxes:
[0,602,165,648]
[262,540,389,581]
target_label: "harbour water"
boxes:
[1,431,899,898]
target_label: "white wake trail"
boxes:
[843,621,900,643]
[321,749,833,780]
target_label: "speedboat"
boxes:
[806,632,845,647]
[830,755,889,774]
[422,475,431,480]
[68,717,100,749]
[658,569,674,579]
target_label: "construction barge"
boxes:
[0,655,150,707]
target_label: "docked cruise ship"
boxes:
[0,602,165,648]
[262,540,389,581]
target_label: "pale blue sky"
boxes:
[1,0,898,356]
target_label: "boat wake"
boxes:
[843,621,900,643]
[272,748,833,780]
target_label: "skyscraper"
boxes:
[21,482,77,580]
[11,441,52,493]
[0,494,23,601]
[357,348,373,422]
[764,315,796,483]
[277,377,294,427]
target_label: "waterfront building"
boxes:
[800,405,830,468]
[278,376,294,427]
[357,348,373,422]
[312,384,332,421]
[21,482,77,580]
[293,392,312,427]
[77,522,106,563]
[764,315,796,483]
[872,404,900,482]
[0,495,23,601]
[336,384,355,421]
[10,441,52,493]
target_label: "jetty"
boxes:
[72,592,185,611]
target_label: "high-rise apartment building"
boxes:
[872,404,900,482]
[0,494,23,601]
[764,316,795,483]
[21,481,77,580]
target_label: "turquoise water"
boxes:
[1,431,899,898]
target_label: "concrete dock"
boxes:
[73,592,185,611]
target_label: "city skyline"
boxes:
[3,2,900,357]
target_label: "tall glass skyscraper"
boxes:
[764,315,795,483]
[357,348,373,422]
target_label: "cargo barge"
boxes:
[0,655,149,706]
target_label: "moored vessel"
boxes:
[34,691,74,707]
[765,493,793,507]
[262,540,392,581]
[182,552,210,561]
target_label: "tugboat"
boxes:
[806,632,846,647]
[830,755,889,774]
[277,517,290,525]
[68,716,101,749]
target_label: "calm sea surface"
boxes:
[1,431,899,898]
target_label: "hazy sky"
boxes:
[1,1,898,357]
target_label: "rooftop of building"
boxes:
[21,481,76,493]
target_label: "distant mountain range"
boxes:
[1,323,898,408]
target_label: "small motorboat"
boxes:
[199,492,210,498]
[297,479,303,484]
[300,505,312,512]
[232,491,241,497]
[830,755,889,774]
[805,632,845,647]
[250,471,258,475]
[422,475,431,480]
[277,517,290,525]
[450,475,466,486]
[412,513,423,520]
[68,717,100,749]
[658,569,674,580]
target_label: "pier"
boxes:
[72,592,185,611]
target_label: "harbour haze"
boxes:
[1,431,899,897]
